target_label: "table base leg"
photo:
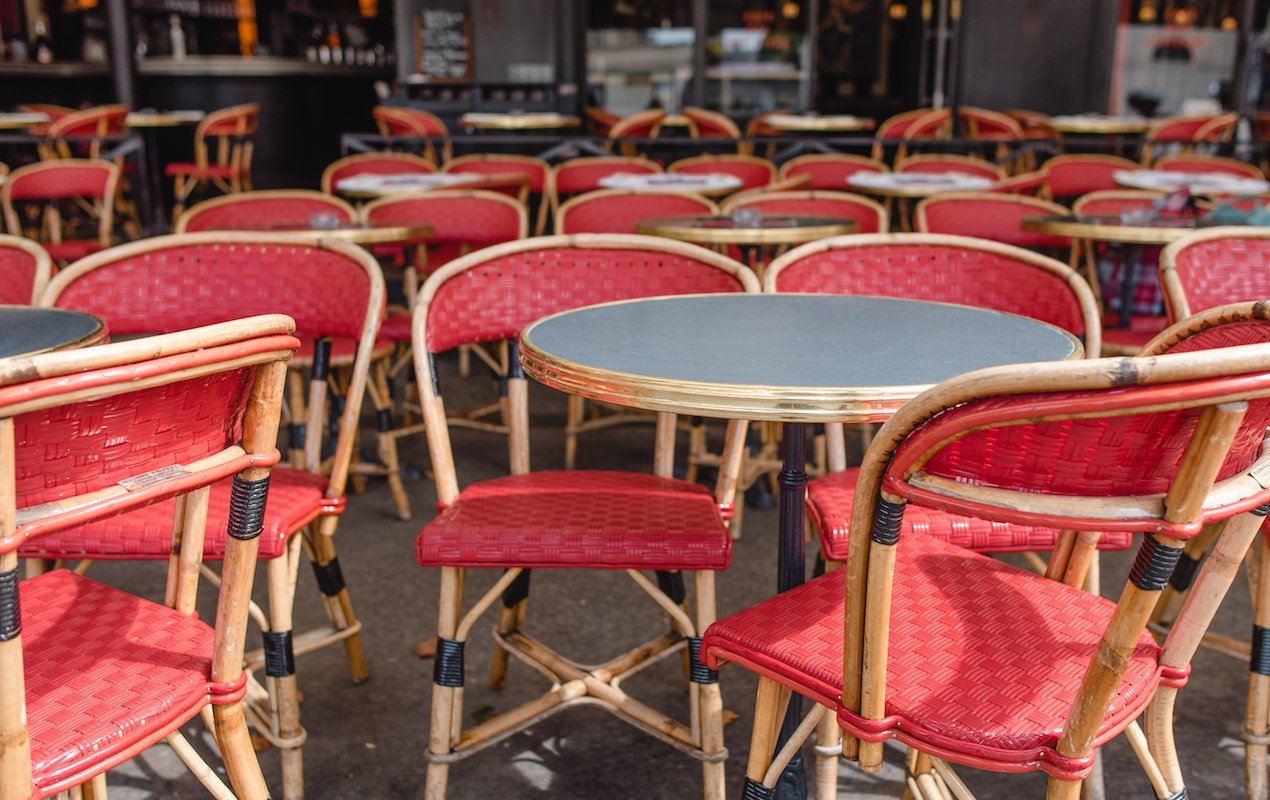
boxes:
[774,421,808,799]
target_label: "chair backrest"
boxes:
[682,106,741,139]
[2,159,119,249]
[444,154,550,193]
[0,315,296,798]
[720,190,889,234]
[1147,112,1239,144]
[0,235,53,304]
[609,109,668,141]
[556,189,717,234]
[668,154,775,191]
[192,104,259,173]
[1159,227,1270,321]
[1001,108,1059,139]
[895,154,1004,181]
[40,233,384,505]
[373,105,448,137]
[44,104,129,159]
[362,190,528,272]
[987,170,1046,195]
[584,106,621,136]
[176,190,357,233]
[914,192,1071,250]
[778,154,889,191]
[871,108,951,161]
[1070,189,1165,217]
[957,106,1023,140]
[1041,154,1140,199]
[765,232,1100,356]
[321,152,437,193]
[552,156,661,196]
[874,108,937,140]
[411,234,758,502]
[1154,154,1264,179]
[1141,300,1270,356]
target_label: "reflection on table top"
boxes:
[762,113,876,132]
[1114,169,1270,196]
[459,112,581,130]
[636,214,857,245]
[598,172,744,196]
[1049,115,1152,134]
[1022,213,1228,244]
[848,172,995,197]
[520,294,1081,423]
[0,306,106,360]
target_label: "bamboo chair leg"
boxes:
[426,567,465,800]
[458,345,471,378]
[814,559,844,800]
[286,370,308,469]
[1045,777,1084,800]
[370,361,410,519]
[744,677,792,796]
[214,700,270,800]
[265,555,306,800]
[489,570,530,690]
[691,570,726,800]
[1248,532,1270,800]
[308,531,369,683]
[564,394,584,470]
[1153,522,1222,627]
[1081,754,1106,800]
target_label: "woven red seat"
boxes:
[0,234,52,304]
[24,570,246,794]
[22,467,338,561]
[380,311,412,342]
[164,162,243,179]
[703,533,1165,778]
[417,471,731,570]
[42,239,105,262]
[294,334,392,365]
[807,468,1133,560]
[1102,314,1168,352]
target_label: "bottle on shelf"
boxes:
[32,16,53,64]
[169,15,187,58]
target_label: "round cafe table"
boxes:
[125,110,206,234]
[848,172,994,231]
[762,113,875,134]
[520,293,1081,799]
[0,112,50,131]
[0,306,106,360]
[242,220,433,247]
[598,172,743,197]
[1114,169,1270,197]
[458,111,581,131]
[636,214,856,247]
[1049,115,1151,135]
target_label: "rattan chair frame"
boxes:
[872,108,951,162]
[35,232,384,800]
[372,105,451,164]
[726,340,1270,800]
[1153,153,1265,179]
[913,191,1077,274]
[895,153,1006,181]
[174,189,359,233]
[410,233,757,799]
[668,153,776,192]
[777,153,889,189]
[549,155,662,221]
[607,109,668,155]
[1160,226,1270,324]
[170,104,260,220]
[442,153,551,235]
[320,151,438,194]
[1040,154,1140,200]
[555,187,718,235]
[1143,112,1239,165]
[1,159,120,263]
[681,106,743,140]
[40,104,130,160]
[0,315,296,800]
[0,234,53,304]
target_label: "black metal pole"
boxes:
[691,0,707,109]
[773,421,809,800]
[104,0,135,106]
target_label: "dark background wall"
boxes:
[956,0,1120,114]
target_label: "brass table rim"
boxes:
[270,224,433,245]
[1048,116,1151,134]
[1021,214,1211,246]
[459,113,581,130]
[519,293,1083,424]
[597,174,744,197]
[762,113,876,132]
[635,215,858,245]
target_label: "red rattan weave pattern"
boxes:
[1042,156,1137,198]
[782,157,886,191]
[1102,315,1168,351]
[917,198,1070,249]
[364,193,525,272]
[901,384,1270,497]
[730,194,886,234]
[1170,237,1270,316]
[7,160,115,200]
[416,471,731,569]
[52,241,375,340]
[24,570,233,794]
[1154,319,1270,354]
[554,160,659,194]
[13,368,250,508]
[43,240,105,262]
[425,246,748,353]
[181,196,354,232]
[670,159,773,190]
[1149,115,1216,143]
[0,242,41,304]
[445,157,549,192]
[1155,155,1263,178]
[771,243,1087,336]
[703,534,1162,776]
[23,467,333,561]
[806,469,1133,561]
[559,191,715,234]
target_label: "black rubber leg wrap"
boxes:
[1253,625,1270,676]
[263,630,296,677]
[311,557,347,597]
[377,408,393,432]
[427,352,441,396]
[508,340,524,379]
[227,475,270,540]
[433,637,464,687]
[1255,502,1270,517]
[1169,553,1201,592]
[501,569,532,609]
[311,337,332,381]
[688,637,718,684]
[289,423,307,451]
[1166,789,1188,800]
[0,568,19,641]
[742,778,774,800]
[870,497,904,545]
[1130,536,1184,591]
[656,570,686,605]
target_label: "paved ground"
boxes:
[90,355,1253,799]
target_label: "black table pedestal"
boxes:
[774,421,809,799]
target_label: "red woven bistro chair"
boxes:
[720,189,889,234]
[669,153,776,192]
[608,108,668,156]
[1154,153,1265,179]
[1002,108,1060,141]
[777,153,888,191]
[705,339,1270,800]
[443,153,551,235]
[895,153,1005,181]
[682,105,742,139]
[2,159,119,264]
[556,188,717,234]
[39,104,129,160]
[166,103,260,220]
[988,170,1047,195]
[1142,112,1239,164]
[1160,227,1270,323]
[320,151,437,194]
[871,107,950,162]
[27,233,385,799]
[373,105,451,164]
[0,234,53,304]
[550,155,661,220]
[957,106,1026,167]
[19,102,74,136]
[411,233,758,799]
[584,106,621,136]
[1041,154,1140,201]
[176,189,358,233]
[914,191,1072,252]
[0,315,296,800]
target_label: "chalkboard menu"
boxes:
[415,0,473,82]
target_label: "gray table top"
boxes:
[0,306,105,360]
[520,294,1082,422]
